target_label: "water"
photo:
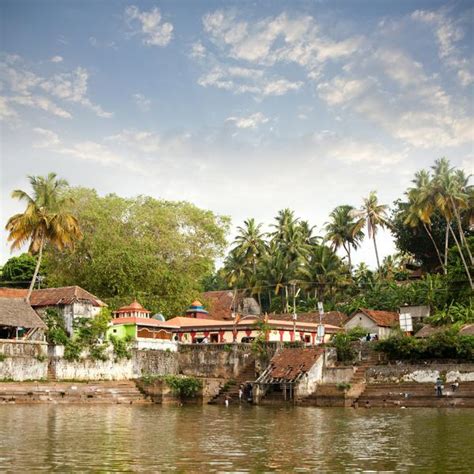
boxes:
[1,405,473,472]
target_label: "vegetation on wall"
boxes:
[163,375,202,398]
[330,327,367,362]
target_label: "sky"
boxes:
[0,0,473,268]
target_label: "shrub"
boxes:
[336,382,351,391]
[89,344,108,362]
[35,354,47,362]
[140,373,163,385]
[163,375,202,398]
[331,327,366,362]
[0,354,6,362]
[44,309,68,345]
[109,335,132,360]
[64,340,83,362]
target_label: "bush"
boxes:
[140,373,162,385]
[44,309,68,345]
[0,354,6,362]
[375,330,474,361]
[331,327,366,362]
[163,375,202,398]
[109,335,132,360]
[89,344,108,362]
[64,340,83,362]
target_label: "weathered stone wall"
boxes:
[0,340,48,381]
[132,349,178,377]
[367,363,474,383]
[177,343,255,378]
[322,367,355,384]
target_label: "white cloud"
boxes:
[125,5,173,47]
[32,127,61,148]
[0,96,18,120]
[107,129,162,153]
[226,112,269,129]
[132,93,151,112]
[50,56,63,63]
[0,56,112,119]
[190,41,206,59]
[317,76,373,106]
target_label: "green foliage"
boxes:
[251,320,271,356]
[43,187,229,316]
[1,253,43,285]
[73,308,111,346]
[336,382,351,391]
[375,330,474,361]
[109,334,132,360]
[35,354,47,362]
[64,340,82,362]
[163,375,202,398]
[45,308,69,345]
[0,354,7,362]
[140,373,162,385]
[331,327,366,362]
[428,301,474,326]
[89,344,108,361]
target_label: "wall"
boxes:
[367,364,474,384]
[295,354,325,398]
[0,340,48,381]
[177,343,256,378]
[345,313,394,339]
[322,367,355,384]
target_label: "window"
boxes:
[210,333,219,343]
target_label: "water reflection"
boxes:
[1,405,473,472]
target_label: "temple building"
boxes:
[108,300,176,350]
[185,300,210,319]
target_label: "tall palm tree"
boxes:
[325,205,364,270]
[5,173,82,301]
[431,159,473,288]
[404,170,445,272]
[351,191,390,272]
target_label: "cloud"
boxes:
[0,96,18,120]
[0,55,112,119]
[125,5,173,47]
[50,56,63,63]
[411,9,473,86]
[317,76,373,106]
[32,127,60,147]
[132,92,151,112]
[198,64,302,97]
[190,41,206,59]
[226,112,269,129]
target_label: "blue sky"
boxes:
[0,0,473,267]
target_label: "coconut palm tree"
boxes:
[6,173,82,301]
[431,159,473,288]
[324,205,364,270]
[351,191,390,272]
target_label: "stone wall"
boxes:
[367,363,474,384]
[0,340,48,381]
[177,343,255,378]
[322,367,355,384]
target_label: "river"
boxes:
[1,405,473,472]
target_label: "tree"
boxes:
[351,191,390,272]
[1,253,45,287]
[5,173,82,301]
[325,205,364,270]
[43,187,229,316]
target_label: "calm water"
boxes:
[1,405,473,472]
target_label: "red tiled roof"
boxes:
[0,286,106,307]
[269,311,348,328]
[112,317,175,328]
[114,300,151,313]
[356,308,399,327]
[269,348,324,381]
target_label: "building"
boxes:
[202,290,261,320]
[400,304,430,321]
[268,311,349,327]
[0,297,47,341]
[0,286,106,335]
[108,300,176,350]
[167,311,341,344]
[344,308,399,339]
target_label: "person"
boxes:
[435,377,443,397]
[202,336,209,344]
[366,333,371,342]
[238,385,243,403]
[451,379,459,393]
[225,395,230,407]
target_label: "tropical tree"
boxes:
[351,191,390,272]
[325,205,364,270]
[5,173,82,301]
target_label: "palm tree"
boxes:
[351,191,390,272]
[404,170,445,272]
[325,205,364,270]
[5,173,82,301]
[431,159,473,288]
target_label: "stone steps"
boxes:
[209,364,255,405]
[0,381,150,404]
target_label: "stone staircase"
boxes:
[357,381,474,408]
[209,362,256,405]
[0,381,150,404]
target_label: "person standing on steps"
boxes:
[238,385,243,403]
[435,377,443,397]
[225,394,230,407]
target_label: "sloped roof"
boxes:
[269,311,348,328]
[111,317,174,329]
[0,298,47,329]
[114,300,151,313]
[460,324,474,336]
[29,286,107,307]
[202,290,260,320]
[414,325,443,338]
[268,348,324,382]
[354,308,399,328]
